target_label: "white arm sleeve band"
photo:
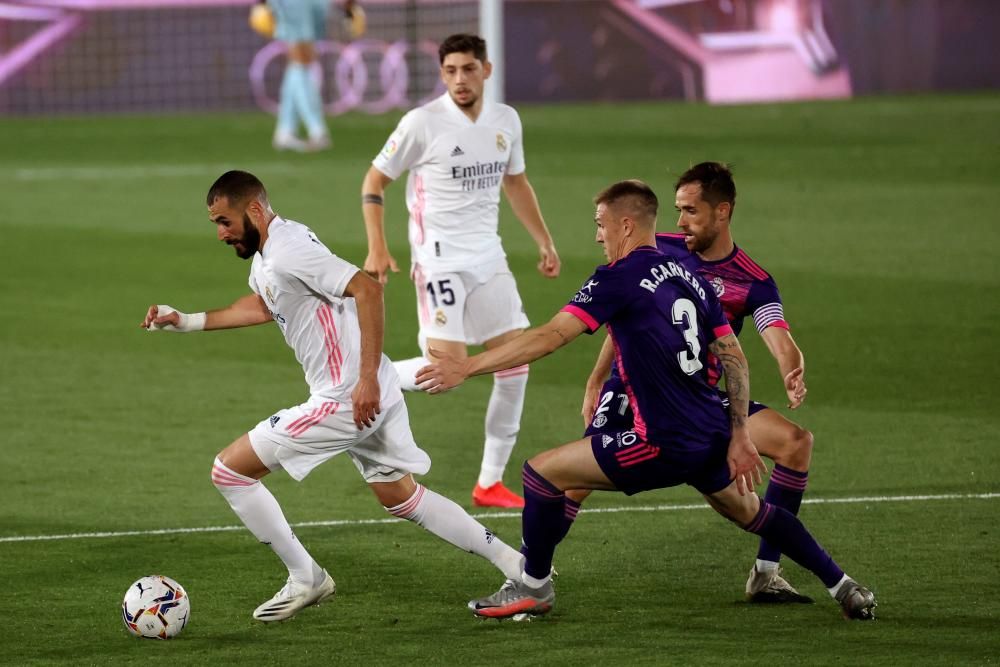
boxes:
[148,305,206,333]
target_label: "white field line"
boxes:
[8,163,307,181]
[2,492,997,545]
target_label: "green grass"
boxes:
[1,93,999,665]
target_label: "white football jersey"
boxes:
[372,92,526,274]
[248,216,401,405]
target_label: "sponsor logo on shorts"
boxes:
[269,415,281,427]
[435,309,447,326]
[601,434,614,448]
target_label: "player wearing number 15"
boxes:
[360,33,560,509]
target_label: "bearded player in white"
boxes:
[141,171,524,622]
[361,34,560,509]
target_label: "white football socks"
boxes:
[478,367,529,487]
[386,484,523,580]
[211,458,320,586]
[756,558,780,573]
[393,356,431,392]
[827,573,851,598]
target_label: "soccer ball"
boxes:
[121,575,190,639]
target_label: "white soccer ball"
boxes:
[121,575,190,639]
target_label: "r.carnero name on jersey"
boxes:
[451,161,506,192]
[639,261,707,300]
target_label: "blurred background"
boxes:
[3,0,998,115]
[1,3,999,663]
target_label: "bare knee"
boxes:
[783,427,813,471]
[370,475,417,508]
[565,488,592,504]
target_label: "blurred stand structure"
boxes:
[1,0,997,115]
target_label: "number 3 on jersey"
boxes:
[672,298,703,375]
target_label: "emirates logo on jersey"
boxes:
[711,276,725,297]
[496,133,507,152]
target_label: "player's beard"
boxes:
[687,213,719,254]
[231,213,261,259]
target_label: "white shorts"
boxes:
[411,261,530,347]
[248,396,431,483]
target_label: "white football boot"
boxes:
[253,571,336,622]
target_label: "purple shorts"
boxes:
[590,429,733,496]
[585,376,768,437]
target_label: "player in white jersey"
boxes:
[361,34,561,509]
[141,170,524,622]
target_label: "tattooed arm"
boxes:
[709,332,766,495]
[710,333,750,429]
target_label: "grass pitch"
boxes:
[1,93,998,665]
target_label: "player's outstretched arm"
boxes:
[581,334,615,426]
[343,270,385,428]
[502,172,560,278]
[417,311,586,393]
[710,333,766,495]
[760,326,807,409]
[141,294,272,332]
[361,166,399,285]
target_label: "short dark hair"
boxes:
[206,170,267,208]
[674,161,736,214]
[593,179,659,223]
[439,33,487,64]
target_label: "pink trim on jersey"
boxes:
[286,401,340,437]
[316,304,344,386]
[411,173,426,246]
[656,232,685,240]
[414,263,430,326]
[211,464,255,487]
[713,324,734,339]
[561,305,599,332]
[733,250,769,280]
[388,484,426,518]
[495,364,529,379]
[607,323,648,441]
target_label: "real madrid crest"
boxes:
[435,309,448,326]
[496,133,507,152]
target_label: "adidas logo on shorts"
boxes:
[450,146,464,157]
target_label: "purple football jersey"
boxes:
[656,233,787,385]
[562,246,734,450]
[656,233,787,336]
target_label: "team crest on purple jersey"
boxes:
[710,276,725,297]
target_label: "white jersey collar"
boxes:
[441,91,492,125]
